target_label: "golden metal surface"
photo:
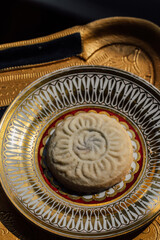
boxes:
[0,222,19,240]
[0,17,160,107]
[0,17,160,239]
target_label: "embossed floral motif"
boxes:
[73,129,106,161]
[41,110,140,201]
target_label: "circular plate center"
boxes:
[38,107,144,204]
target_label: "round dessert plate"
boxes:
[0,66,159,239]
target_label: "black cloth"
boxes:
[0,33,81,70]
[0,107,7,120]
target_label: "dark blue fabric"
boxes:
[0,33,82,70]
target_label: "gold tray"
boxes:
[0,66,159,239]
[0,17,160,107]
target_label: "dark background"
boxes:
[1,0,160,44]
[0,1,159,239]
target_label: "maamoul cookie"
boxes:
[47,112,133,194]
